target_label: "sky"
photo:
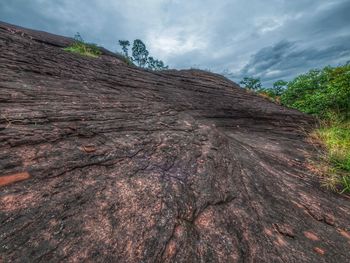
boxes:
[1,0,349,86]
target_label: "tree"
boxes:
[155,60,168,70]
[118,40,130,57]
[272,80,288,96]
[74,32,84,43]
[240,77,262,91]
[132,39,149,68]
[147,57,168,71]
[118,39,168,70]
[147,56,156,70]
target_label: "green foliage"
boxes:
[273,80,288,96]
[315,121,350,193]
[240,63,350,194]
[318,122,350,171]
[118,39,168,70]
[63,32,102,58]
[240,79,287,103]
[281,63,350,194]
[281,63,350,119]
[147,56,168,71]
[340,176,350,194]
[132,39,149,68]
[239,78,287,100]
[240,77,262,91]
[118,40,130,57]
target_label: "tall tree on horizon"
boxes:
[118,39,168,70]
[132,39,149,68]
[118,40,130,57]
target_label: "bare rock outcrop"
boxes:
[0,22,349,262]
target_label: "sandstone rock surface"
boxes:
[0,22,349,262]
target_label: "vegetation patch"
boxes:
[63,33,168,69]
[311,121,350,193]
[281,63,350,194]
[63,33,102,58]
[281,64,350,119]
[240,63,350,194]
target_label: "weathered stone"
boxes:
[0,22,349,262]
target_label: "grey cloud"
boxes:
[240,41,296,76]
[228,37,350,86]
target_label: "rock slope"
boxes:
[0,22,349,262]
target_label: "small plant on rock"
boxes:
[64,32,102,58]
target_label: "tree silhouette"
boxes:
[273,80,288,96]
[132,39,149,68]
[148,57,168,70]
[118,39,168,70]
[240,77,262,91]
[118,40,130,57]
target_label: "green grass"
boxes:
[313,121,350,193]
[63,41,102,58]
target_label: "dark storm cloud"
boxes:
[231,35,350,86]
[0,0,349,86]
[240,40,296,76]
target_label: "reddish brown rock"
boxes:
[0,172,30,187]
[0,22,349,262]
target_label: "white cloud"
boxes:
[147,27,207,59]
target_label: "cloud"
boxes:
[227,37,350,86]
[0,0,349,86]
[146,27,208,59]
[240,40,296,76]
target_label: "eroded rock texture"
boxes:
[0,22,349,262]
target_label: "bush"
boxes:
[281,63,350,120]
[241,63,350,193]
[281,62,350,194]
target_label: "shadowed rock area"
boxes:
[0,22,349,262]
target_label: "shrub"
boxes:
[241,63,350,194]
[281,63,350,120]
[281,62,350,194]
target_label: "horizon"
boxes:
[1,0,349,86]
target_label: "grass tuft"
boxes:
[63,41,102,58]
[311,121,350,193]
